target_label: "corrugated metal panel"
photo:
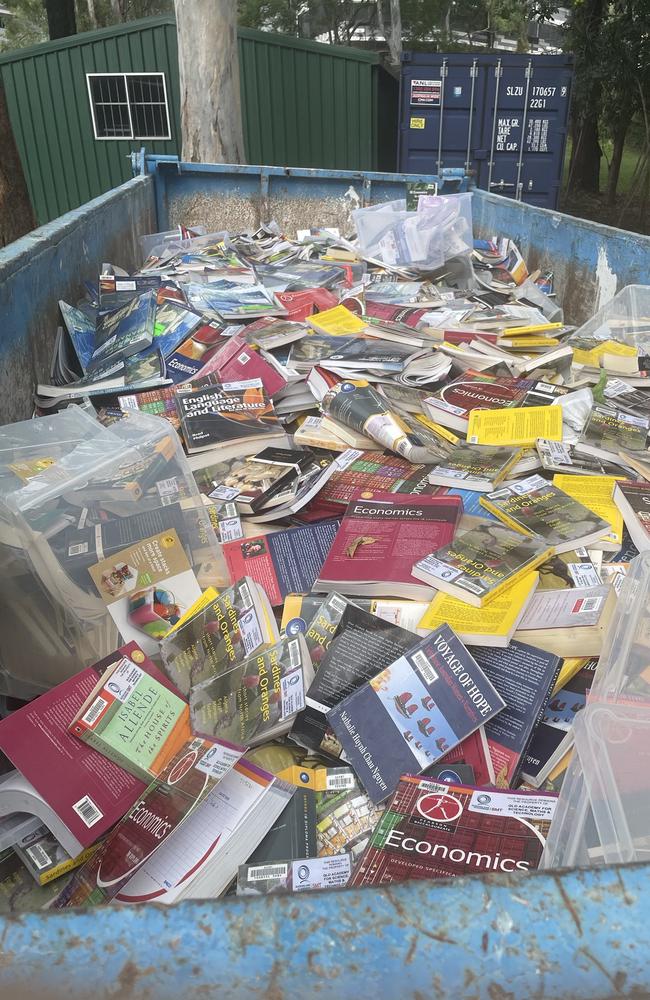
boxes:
[0,17,397,225]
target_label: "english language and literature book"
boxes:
[412,521,553,608]
[328,624,506,803]
[190,635,314,747]
[290,603,420,758]
[349,777,557,885]
[480,474,612,554]
[313,491,463,600]
[174,378,285,456]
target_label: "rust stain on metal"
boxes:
[554,874,583,936]
[405,934,418,964]
[579,947,626,993]
[487,983,516,1000]
[481,931,489,953]
[384,888,457,945]
[118,959,157,995]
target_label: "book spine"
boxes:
[39,843,99,886]
[478,499,530,535]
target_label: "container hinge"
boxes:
[441,64,448,77]
[525,63,533,79]
[494,64,503,78]
[470,64,479,78]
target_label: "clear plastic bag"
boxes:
[352,193,472,269]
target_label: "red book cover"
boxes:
[0,665,147,849]
[426,371,533,423]
[315,451,438,508]
[276,288,338,321]
[363,301,433,330]
[438,728,495,786]
[350,776,557,887]
[194,331,287,396]
[442,330,499,345]
[314,491,463,598]
[222,520,341,606]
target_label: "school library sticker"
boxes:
[416,792,463,823]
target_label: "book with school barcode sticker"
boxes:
[190,635,315,747]
[328,623,506,803]
[313,491,463,600]
[514,549,610,632]
[236,855,352,896]
[174,379,287,456]
[0,668,147,858]
[13,825,99,886]
[580,405,650,453]
[69,650,190,784]
[290,603,420,759]
[160,576,279,697]
[427,442,524,493]
[552,473,623,551]
[315,774,385,863]
[480,474,613,554]
[52,735,246,908]
[412,521,553,608]
[422,371,534,433]
[418,571,539,647]
[349,777,557,886]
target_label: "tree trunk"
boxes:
[86,0,97,29]
[175,0,246,164]
[0,82,35,247]
[387,0,402,67]
[606,122,629,205]
[43,0,76,39]
[566,0,604,195]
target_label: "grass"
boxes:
[562,137,642,194]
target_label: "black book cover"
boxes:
[174,381,280,453]
[246,788,317,864]
[472,640,562,787]
[290,604,419,758]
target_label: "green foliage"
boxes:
[1,0,48,50]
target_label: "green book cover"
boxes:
[581,405,649,453]
[70,655,190,783]
[481,474,611,552]
[413,521,551,605]
[430,442,523,487]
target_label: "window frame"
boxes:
[86,71,172,142]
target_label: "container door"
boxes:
[478,56,572,209]
[398,57,484,178]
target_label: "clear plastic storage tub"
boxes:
[542,552,650,868]
[352,193,473,269]
[569,284,650,351]
[0,406,223,700]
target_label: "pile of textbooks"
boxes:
[0,205,649,910]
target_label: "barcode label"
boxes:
[237,352,250,364]
[412,650,438,685]
[189,738,205,751]
[247,863,288,882]
[72,796,103,828]
[288,638,301,668]
[157,477,179,498]
[328,594,347,614]
[77,507,88,530]
[81,696,108,727]
[326,772,356,791]
[219,516,244,543]
[68,542,89,556]
[572,596,603,614]
[281,669,305,720]
[26,843,53,871]
[119,394,138,410]
[239,582,253,609]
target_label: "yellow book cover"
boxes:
[572,339,637,366]
[552,473,623,548]
[502,336,561,349]
[500,323,563,336]
[163,586,219,638]
[418,571,539,645]
[467,405,563,446]
[551,656,591,696]
[281,593,305,632]
[307,304,368,336]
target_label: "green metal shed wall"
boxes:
[0,17,397,226]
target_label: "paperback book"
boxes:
[175,379,285,456]
[612,481,650,552]
[427,442,524,492]
[350,777,557,885]
[419,571,539,647]
[237,854,351,896]
[313,491,463,600]
[190,635,314,747]
[412,521,552,608]
[480,474,612,554]
[328,624,506,803]
[290,603,420,758]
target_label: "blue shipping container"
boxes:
[398,52,573,209]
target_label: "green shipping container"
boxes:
[0,15,398,226]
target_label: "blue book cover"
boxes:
[328,624,506,803]
[58,300,96,372]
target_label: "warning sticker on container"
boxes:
[410,78,441,106]
[410,117,426,129]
